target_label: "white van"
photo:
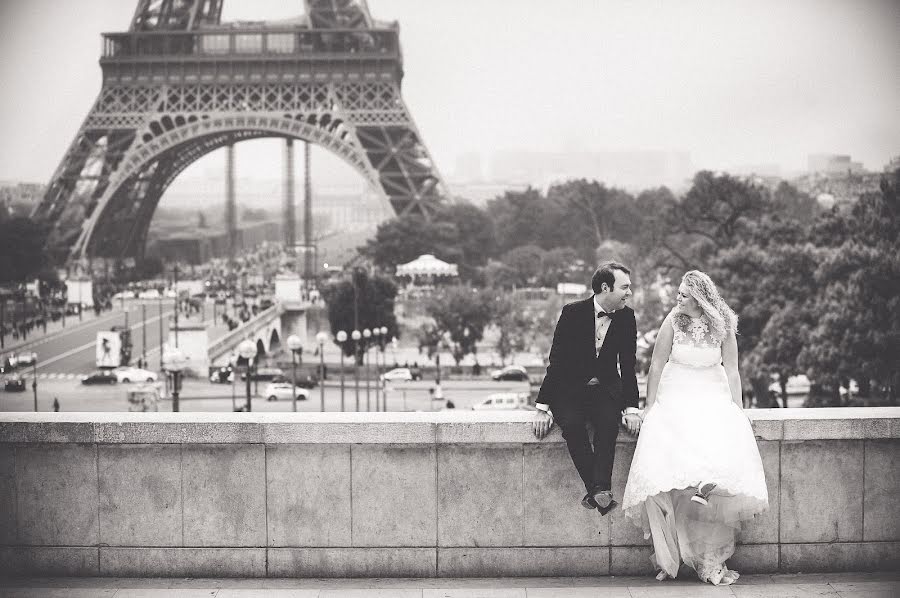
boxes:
[472,392,530,410]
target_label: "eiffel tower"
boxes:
[32,0,448,271]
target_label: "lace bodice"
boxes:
[669,313,723,368]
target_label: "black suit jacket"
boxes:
[537,297,639,412]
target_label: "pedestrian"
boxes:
[52,397,60,412]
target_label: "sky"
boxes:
[1,0,898,190]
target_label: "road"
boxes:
[0,377,533,413]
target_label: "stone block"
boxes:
[267,547,436,577]
[98,444,182,546]
[0,446,15,544]
[437,547,609,577]
[729,543,778,574]
[437,445,523,547]
[609,546,655,575]
[351,444,436,547]
[182,444,266,547]
[16,444,98,545]
[741,440,779,544]
[437,422,537,444]
[783,418,867,440]
[266,444,351,547]
[780,440,863,543]
[863,419,893,439]
[95,421,261,444]
[751,419,783,441]
[780,542,900,573]
[0,421,93,443]
[99,547,266,577]
[609,442,649,547]
[523,444,609,546]
[264,421,436,444]
[0,546,99,577]
[863,440,900,541]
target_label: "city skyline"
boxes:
[1,0,898,192]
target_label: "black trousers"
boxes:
[555,386,621,494]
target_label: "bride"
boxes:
[622,270,768,585]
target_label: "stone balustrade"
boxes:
[0,408,897,578]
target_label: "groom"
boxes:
[533,262,642,515]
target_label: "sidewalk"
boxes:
[0,572,896,597]
[1,309,106,355]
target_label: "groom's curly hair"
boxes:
[591,262,630,294]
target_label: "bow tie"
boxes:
[597,311,612,319]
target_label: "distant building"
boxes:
[148,221,283,264]
[884,155,900,173]
[808,154,865,175]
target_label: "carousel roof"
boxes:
[396,254,458,277]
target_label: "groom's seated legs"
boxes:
[556,407,597,496]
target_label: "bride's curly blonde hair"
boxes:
[675,270,738,341]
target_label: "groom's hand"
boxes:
[532,410,553,439]
[622,413,642,436]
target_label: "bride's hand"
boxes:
[623,413,642,436]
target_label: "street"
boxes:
[0,376,533,413]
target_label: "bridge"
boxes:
[31,0,449,270]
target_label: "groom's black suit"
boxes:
[537,296,639,494]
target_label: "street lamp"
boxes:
[237,339,256,412]
[31,351,38,412]
[372,327,382,411]
[363,328,372,411]
[336,330,347,412]
[286,334,303,413]
[162,346,187,413]
[351,330,361,411]
[316,331,328,412]
[379,326,388,411]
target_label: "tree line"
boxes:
[334,169,898,404]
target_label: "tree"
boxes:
[0,217,50,283]
[425,285,496,365]
[321,269,399,363]
[799,172,900,403]
[487,187,554,253]
[361,214,462,271]
[436,202,497,274]
[547,179,640,253]
[498,245,546,287]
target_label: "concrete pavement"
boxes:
[0,572,896,596]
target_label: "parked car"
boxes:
[3,376,27,392]
[272,372,318,388]
[472,392,530,410]
[114,366,158,383]
[380,368,415,382]
[81,370,118,385]
[768,374,812,395]
[490,365,529,382]
[263,382,310,402]
[137,289,161,299]
[209,366,234,384]
[15,352,37,367]
[242,367,285,382]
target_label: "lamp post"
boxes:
[286,334,302,413]
[363,328,371,411]
[238,339,256,412]
[336,330,347,412]
[31,351,38,412]
[351,330,361,411]
[372,327,382,411]
[379,326,388,411]
[162,346,187,413]
[316,331,328,412]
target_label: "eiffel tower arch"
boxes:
[32,0,449,271]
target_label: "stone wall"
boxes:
[0,408,897,578]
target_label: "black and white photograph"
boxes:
[0,0,897,595]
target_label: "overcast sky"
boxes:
[1,0,898,186]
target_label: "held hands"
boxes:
[532,410,553,439]
[622,413,642,436]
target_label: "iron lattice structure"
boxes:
[33,0,448,269]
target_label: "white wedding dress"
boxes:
[622,315,768,585]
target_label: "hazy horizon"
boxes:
[1,0,897,193]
